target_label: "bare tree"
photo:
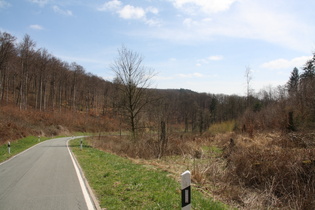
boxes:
[245,66,253,106]
[17,34,36,110]
[34,48,51,111]
[111,46,155,140]
[0,32,16,103]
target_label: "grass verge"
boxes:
[0,136,49,163]
[70,138,228,210]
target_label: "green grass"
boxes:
[208,120,235,134]
[70,139,228,210]
[0,136,49,163]
[73,132,93,136]
[202,146,223,155]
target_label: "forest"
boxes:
[0,31,251,140]
[1,31,315,209]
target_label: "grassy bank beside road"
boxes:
[70,138,228,210]
[0,136,49,163]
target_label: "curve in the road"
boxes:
[0,137,95,210]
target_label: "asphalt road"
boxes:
[0,137,93,210]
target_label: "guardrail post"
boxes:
[8,141,11,154]
[181,170,191,210]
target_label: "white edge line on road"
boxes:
[67,138,95,210]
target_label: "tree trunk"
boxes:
[158,121,167,159]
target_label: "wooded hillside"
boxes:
[1,31,315,143]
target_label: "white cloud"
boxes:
[97,0,122,11]
[30,24,44,30]
[146,6,159,15]
[231,1,313,52]
[261,56,312,70]
[28,0,49,7]
[183,17,212,29]
[196,55,223,66]
[171,0,240,14]
[98,1,159,26]
[143,0,314,52]
[208,55,223,61]
[118,5,145,19]
[0,0,10,8]
[52,5,73,16]
[144,18,161,26]
[183,18,198,27]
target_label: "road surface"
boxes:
[0,137,93,210]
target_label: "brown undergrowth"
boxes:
[0,104,117,145]
[89,131,315,209]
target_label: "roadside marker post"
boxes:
[80,139,83,150]
[8,141,10,154]
[181,170,191,210]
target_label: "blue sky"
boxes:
[1,0,315,95]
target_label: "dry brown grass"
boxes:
[88,133,195,159]
[89,130,315,209]
[223,132,315,209]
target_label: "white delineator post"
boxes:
[8,141,10,154]
[80,139,83,150]
[181,170,191,210]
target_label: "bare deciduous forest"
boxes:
[2,31,315,209]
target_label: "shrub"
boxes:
[225,137,315,209]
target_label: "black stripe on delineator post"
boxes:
[181,185,191,207]
[181,170,191,209]
[8,141,10,154]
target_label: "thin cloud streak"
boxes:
[28,0,49,7]
[30,24,44,30]
[52,5,73,16]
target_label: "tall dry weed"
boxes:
[224,134,315,209]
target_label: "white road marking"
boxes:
[67,138,94,210]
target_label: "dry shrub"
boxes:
[225,135,315,209]
[89,133,200,159]
[192,164,207,185]
[89,129,315,209]
[238,103,291,137]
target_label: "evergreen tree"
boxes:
[287,67,299,96]
[301,53,315,79]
